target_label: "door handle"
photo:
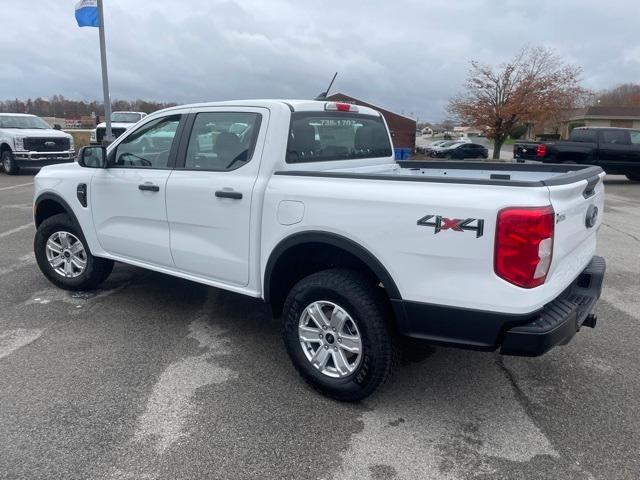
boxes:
[139,183,160,192]
[215,190,243,200]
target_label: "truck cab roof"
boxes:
[159,100,382,117]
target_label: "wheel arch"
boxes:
[1,142,12,154]
[34,192,82,230]
[264,231,402,318]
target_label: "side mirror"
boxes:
[54,124,62,130]
[78,145,107,168]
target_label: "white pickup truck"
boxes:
[1,113,75,175]
[32,100,606,401]
[90,111,147,144]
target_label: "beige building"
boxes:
[559,106,640,138]
[529,106,640,140]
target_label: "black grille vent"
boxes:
[23,137,70,151]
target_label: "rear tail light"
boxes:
[536,144,547,158]
[325,102,358,113]
[494,206,555,288]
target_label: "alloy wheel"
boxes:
[298,300,363,378]
[45,231,87,278]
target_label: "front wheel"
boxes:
[626,174,640,182]
[2,150,19,175]
[34,213,114,291]
[282,269,397,401]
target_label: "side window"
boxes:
[629,131,640,145]
[112,115,181,168]
[601,130,630,145]
[183,112,261,171]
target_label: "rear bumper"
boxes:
[393,256,606,356]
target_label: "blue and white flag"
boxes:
[75,0,100,27]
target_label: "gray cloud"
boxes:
[1,0,638,120]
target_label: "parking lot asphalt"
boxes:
[0,169,638,480]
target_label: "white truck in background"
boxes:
[32,100,606,401]
[90,111,147,144]
[0,113,75,175]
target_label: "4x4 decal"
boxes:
[417,215,484,238]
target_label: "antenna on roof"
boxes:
[314,72,338,101]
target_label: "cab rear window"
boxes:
[569,129,597,143]
[286,112,392,163]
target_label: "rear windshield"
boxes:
[111,112,142,123]
[286,112,392,163]
[569,129,597,143]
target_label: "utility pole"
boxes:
[97,0,113,143]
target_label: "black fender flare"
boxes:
[34,192,82,231]
[263,231,402,302]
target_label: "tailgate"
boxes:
[513,143,539,160]
[545,172,605,291]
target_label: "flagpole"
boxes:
[97,0,112,143]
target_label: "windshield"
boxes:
[0,115,51,129]
[286,112,392,163]
[111,112,142,123]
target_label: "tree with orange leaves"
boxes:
[449,47,586,159]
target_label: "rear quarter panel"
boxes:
[261,175,573,315]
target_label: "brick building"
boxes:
[326,93,416,149]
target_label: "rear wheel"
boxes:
[2,150,19,175]
[626,174,640,182]
[282,269,397,401]
[34,213,114,291]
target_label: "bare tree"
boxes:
[448,47,586,159]
[597,83,640,107]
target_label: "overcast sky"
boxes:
[1,0,638,121]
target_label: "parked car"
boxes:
[424,140,462,155]
[0,113,75,175]
[535,127,640,181]
[33,99,606,401]
[432,142,489,159]
[426,141,466,156]
[417,140,447,154]
[90,111,147,144]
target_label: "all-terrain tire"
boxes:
[282,268,397,402]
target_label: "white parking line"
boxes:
[0,328,44,360]
[0,182,34,192]
[0,253,35,276]
[0,223,33,239]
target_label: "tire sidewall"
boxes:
[283,273,392,400]
[34,214,101,290]
[2,150,17,175]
